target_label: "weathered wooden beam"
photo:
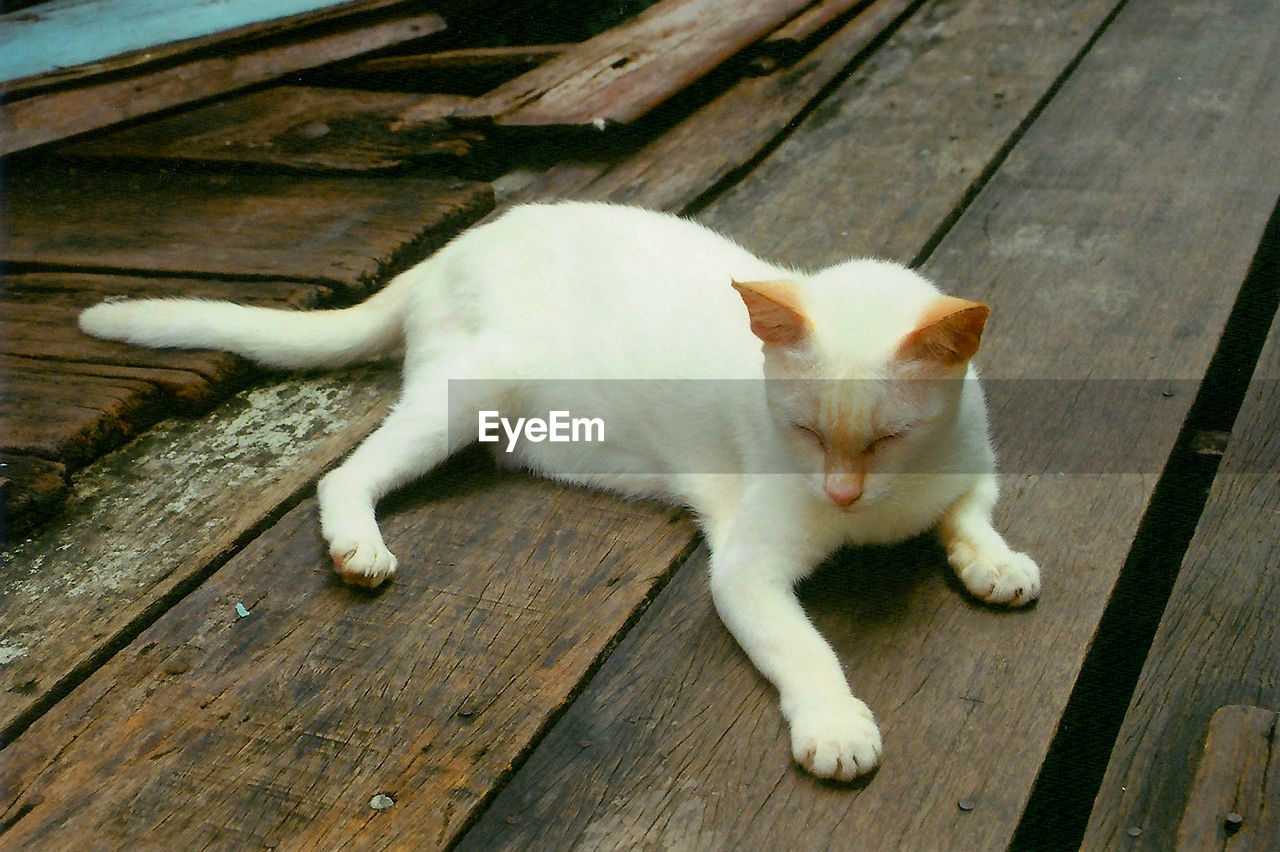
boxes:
[749,0,874,72]
[0,10,447,155]
[335,43,574,76]
[0,454,68,543]
[450,0,817,130]
[59,87,482,173]
[1,170,492,290]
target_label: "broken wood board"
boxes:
[1174,706,1280,851]
[1,169,493,291]
[518,0,920,211]
[1084,292,1280,849]
[0,453,698,848]
[450,0,817,130]
[457,0,1280,846]
[0,366,400,738]
[58,87,481,174]
[0,9,446,155]
[327,43,574,91]
[0,0,419,92]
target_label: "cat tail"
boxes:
[79,272,417,370]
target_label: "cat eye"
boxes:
[793,424,826,450]
[866,432,905,453]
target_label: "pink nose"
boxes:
[824,472,864,507]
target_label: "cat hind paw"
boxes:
[788,697,883,781]
[950,543,1040,607]
[330,539,398,589]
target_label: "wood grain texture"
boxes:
[451,0,816,129]
[518,0,919,212]
[0,367,400,738]
[0,10,447,155]
[0,452,697,848]
[699,0,1121,268]
[0,454,69,540]
[1175,706,1280,851]
[457,0,1280,847]
[59,87,482,173]
[1083,299,1280,849]
[1,169,493,290]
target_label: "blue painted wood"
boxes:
[0,0,375,86]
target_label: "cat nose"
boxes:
[824,472,864,507]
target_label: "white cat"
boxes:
[80,201,1039,781]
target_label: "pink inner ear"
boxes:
[898,297,989,365]
[733,281,809,347]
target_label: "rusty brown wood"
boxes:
[0,10,447,156]
[0,459,698,848]
[59,87,483,174]
[450,0,817,129]
[1,169,493,290]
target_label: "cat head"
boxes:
[733,261,987,509]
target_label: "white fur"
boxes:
[80,201,1039,780]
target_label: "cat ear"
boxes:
[897,296,989,365]
[732,280,810,347]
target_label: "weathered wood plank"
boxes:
[59,87,482,173]
[333,43,572,77]
[0,10,447,155]
[0,454,68,542]
[2,271,329,309]
[1083,287,1280,848]
[1174,706,1280,851]
[456,0,1280,847]
[451,0,817,129]
[0,367,400,739]
[0,0,415,91]
[518,0,919,210]
[1,169,493,290]
[0,454,697,848]
[751,0,873,70]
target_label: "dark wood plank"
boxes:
[0,0,417,93]
[1175,706,1280,851]
[457,0,1280,847]
[58,87,483,173]
[333,43,573,77]
[2,271,329,309]
[751,0,873,70]
[1,169,493,290]
[518,0,919,210]
[0,456,698,848]
[0,454,69,542]
[451,0,816,129]
[0,367,401,739]
[1084,293,1280,849]
[0,10,446,155]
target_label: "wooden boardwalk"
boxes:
[3,0,1280,848]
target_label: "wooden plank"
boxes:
[450,0,817,129]
[0,367,400,740]
[1175,706,1280,851]
[1,169,493,290]
[751,0,873,70]
[333,43,573,77]
[0,0,414,91]
[0,10,447,155]
[1,271,329,309]
[455,0,1280,847]
[0,456,698,848]
[518,0,920,211]
[58,87,482,173]
[0,454,69,542]
[1084,292,1280,848]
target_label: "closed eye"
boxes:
[866,432,906,453]
[792,423,826,450]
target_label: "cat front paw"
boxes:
[949,542,1040,607]
[330,539,398,589]
[787,696,882,781]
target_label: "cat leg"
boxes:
[317,376,479,588]
[937,476,1040,606]
[705,492,881,781]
